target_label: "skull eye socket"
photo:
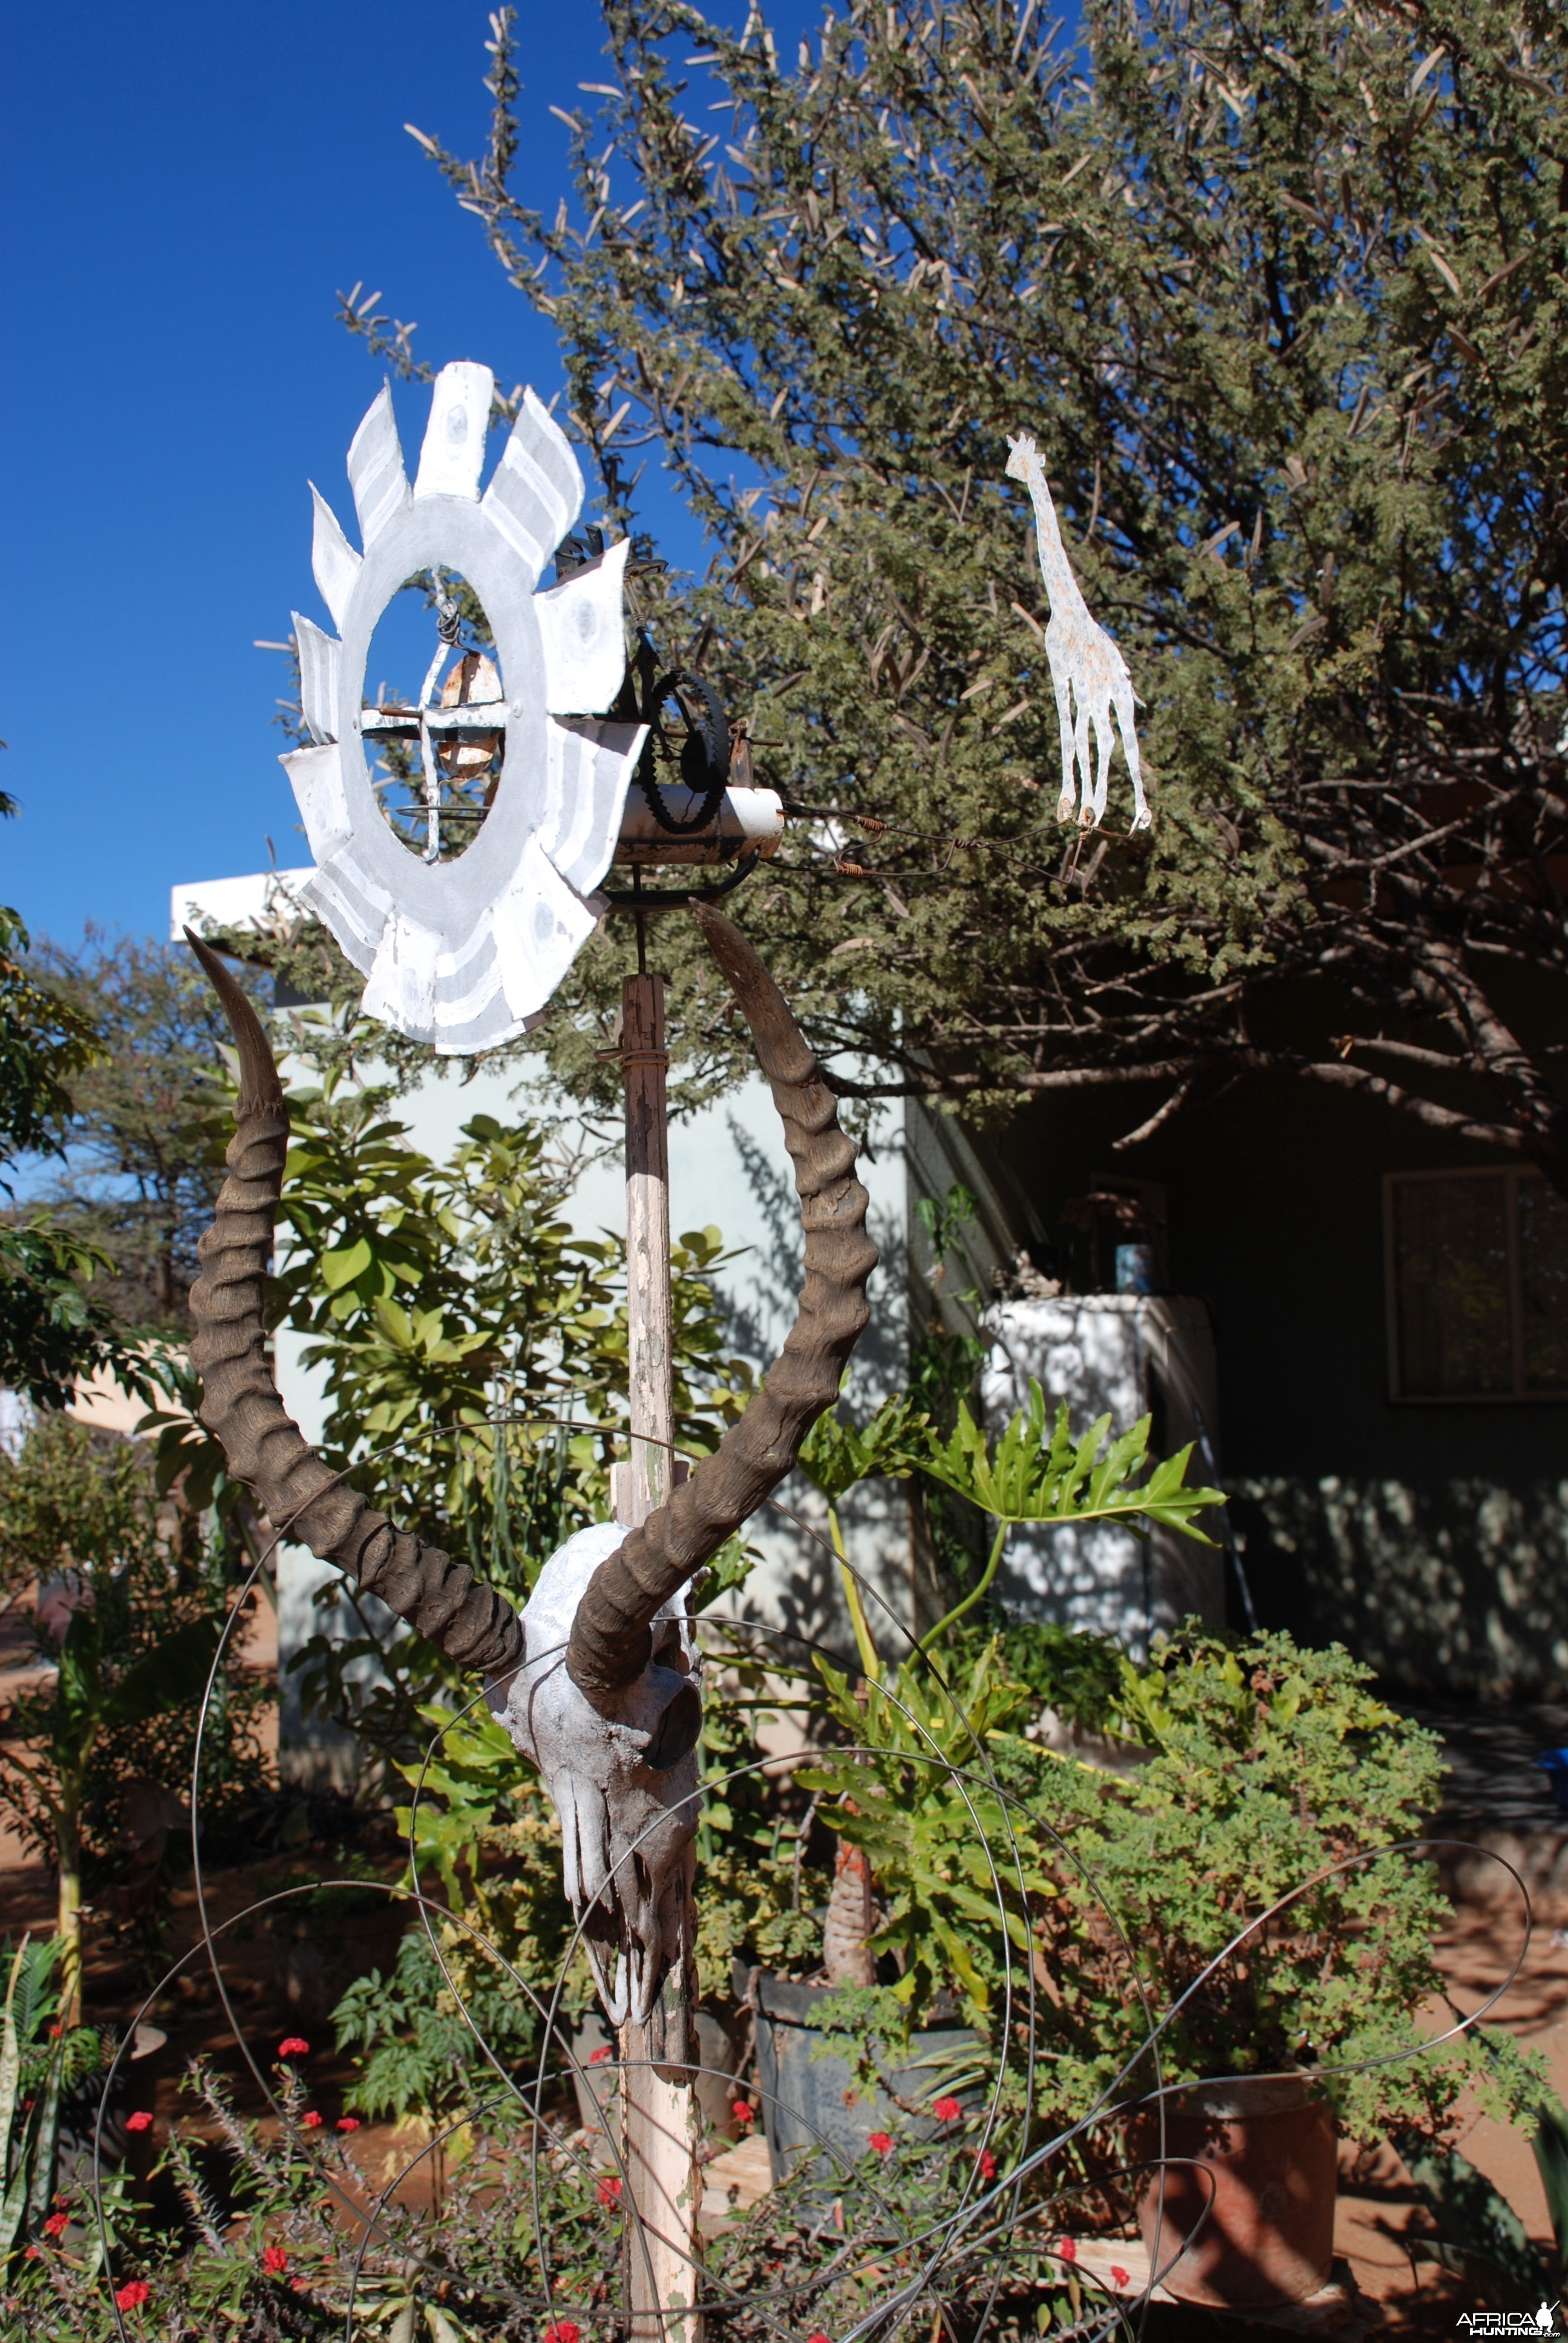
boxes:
[650,1625,691,1676]
[642,1680,701,1774]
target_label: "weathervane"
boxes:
[189,359,872,2335]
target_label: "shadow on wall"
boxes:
[1236,1475,1568,1697]
[722,1110,907,1405]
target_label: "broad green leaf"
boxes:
[320,1236,374,1291]
[917,1381,1223,1541]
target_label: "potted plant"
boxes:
[746,1379,1223,2182]
[1020,1630,1543,2307]
[756,1384,1540,2307]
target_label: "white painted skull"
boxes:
[488,1522,702,2029]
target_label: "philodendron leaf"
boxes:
[916,1381,1223,1541]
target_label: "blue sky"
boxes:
[1,2,793,951]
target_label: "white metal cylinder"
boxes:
[614,782,785,864]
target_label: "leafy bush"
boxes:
[2,2045,1083,2342]
[0,1415,269,2018]
[1034,1630,1539,2145]
[265,1083,753,1769]
[329,1700,594,2137]
[810,1615,1539,2149]
[706,2120,1082,2343]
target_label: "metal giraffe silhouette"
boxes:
[1007,433,1150,834]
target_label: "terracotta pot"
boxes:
[1129,2076,1336,2309]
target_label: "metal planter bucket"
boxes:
[751,1973,981,2185]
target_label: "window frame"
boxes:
[1383,1164,1568,1404]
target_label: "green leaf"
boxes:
[1533,2097,1568,2281]
[916,1381,1223,1541]
[1392,2131,1547,2305]
[0,1940,29,2259]
[320,1236,373,1290]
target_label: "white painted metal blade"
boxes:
[300,849,391,978]
[536,539,630,713]
[413,361,494,502]
[491,834,599,1025]
[281,742,353,864]
[347,384,410,545]
[481,388,583,580]
[361,907,442,1032]
[292,614,341,745]
[310,485,362,632]
[538,718,647,898]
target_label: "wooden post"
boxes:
[622,972,676,1528]
[618,969,702,2341]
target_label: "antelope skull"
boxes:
[493,1522,701,2036]
[185,907,876,2066]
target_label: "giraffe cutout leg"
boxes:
[1073,697,1098,828]
[1111,675,1151,831]
[1088,703,1116,828]
[1052,666,1079,823]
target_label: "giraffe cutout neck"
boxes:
[1017,452,1094,626]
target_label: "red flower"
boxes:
[974,2148,996,2181]
[336,2115,361,2132]
[47,2024,62,2039]
[596,2175,622,2205]
[300,2111,322,2129]
[278,2037,310,2059]
[867,2132,893,2158]
[114,2280,151,2312]
[262,2244,289,2274]
[731,2100,755,2126]
[806,2332,831,2343]
[1110,2266,1131,2290]
[1056,2238,1078,2264]
[543,2324,581,2343]
[24,2243,39,2259]
[587,2046,614,2065]
[932,2096,962,2124]
[125,2111,154,2134]
[42,2211,68,2237]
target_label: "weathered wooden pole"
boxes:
[617,963,702,2341]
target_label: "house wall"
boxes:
[985,1074,1568,1700]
